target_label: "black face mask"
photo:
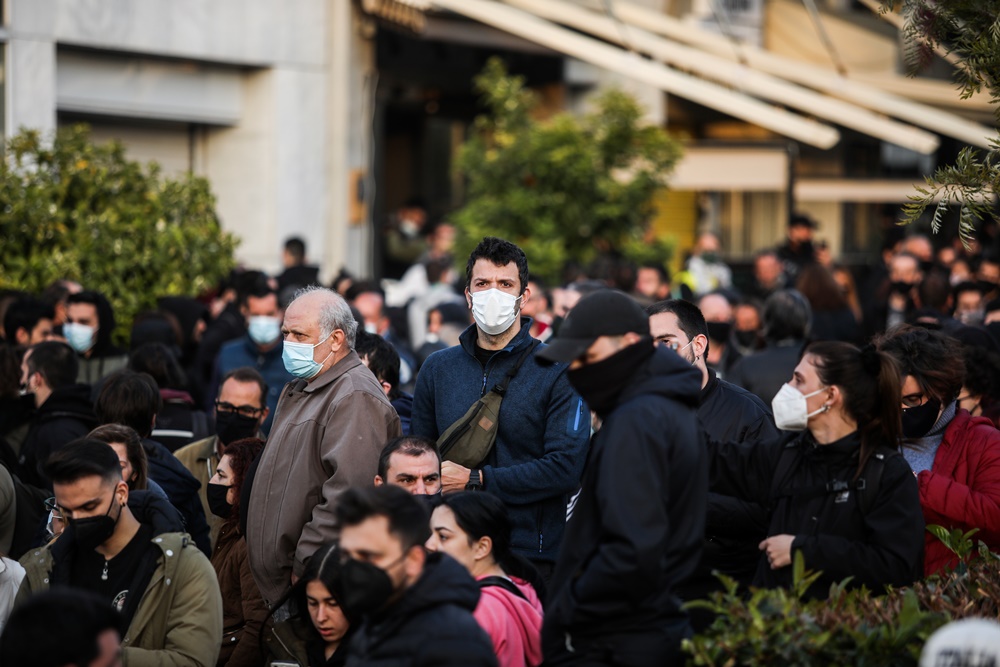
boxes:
[206,483,233,520]
[890,281,915,296]
[69,495,121,552]
[337,554,404,617]
[567,338,655,416]
[734,330,758,349]
[705,321,732,344]
[902,398,941,439]
[215,411,259,446]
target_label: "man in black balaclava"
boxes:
[538,290,707,667]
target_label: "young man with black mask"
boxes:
[15,439,222,665]
[175,367,269,547]
[336,485,497,666]
[537,290,707,667]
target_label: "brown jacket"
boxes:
[245,351,401,606]
[212,522,268,666]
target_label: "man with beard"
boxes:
[538,291,707,666]
[174,367,269,547]
[411,237,589,577]
[647,299,777,625]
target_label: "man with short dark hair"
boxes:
[15,439,222,665]
[277,236,320,293]
[175,367,269,545]
[647,299,777,617]
[411,237,590,574]
[212,283,291,433]
[374,436,441,495]
[538,290,706,666]
[336,485,497,666]
[65,291,129,384]
[634,262,672,302]
[95,370,211,555]
[1,589,122,667]
[246,286,401,609]
[356,330,412,434]
[3,297,55,346]
[19,342,98,488]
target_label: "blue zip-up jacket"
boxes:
[213,335,294,434]
[412,318,590,563]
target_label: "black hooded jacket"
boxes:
[346,553,498,667]
[543,347,707,647]
[709,430,925,598]
[19,384,98,488]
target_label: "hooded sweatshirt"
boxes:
[19,384,98,488]
[474,576,543,667]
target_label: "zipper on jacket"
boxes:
[537,505,544,553]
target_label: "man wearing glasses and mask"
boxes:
[175,367,269,546]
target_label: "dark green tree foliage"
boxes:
[0,125,238,344]
[883,1,1000,244]
[453,58,681,283]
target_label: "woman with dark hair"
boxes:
[207,437,268,666]
[265,542,354,667]
[877,325,1000,574]
[426,492,543,667]
[87,423,169,501]
[796,263,862,343]
[709,341,924,597]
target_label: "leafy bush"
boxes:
[684,529,1000,667]
[0,125,238,344]
[452,58,681,284]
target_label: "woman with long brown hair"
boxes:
[709,341,924,597]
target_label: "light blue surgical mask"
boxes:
[63,323,96,354]
[282,337,332,379]
[247,316,281,346]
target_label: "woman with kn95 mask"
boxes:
[707,341,925,598]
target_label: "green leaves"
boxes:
[453,58,682,283]
[0,124,238,345]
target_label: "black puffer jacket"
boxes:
[19,385,98,488]
[346,553,497,667]
[709,430,924,598]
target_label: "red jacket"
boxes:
[918,409,1000,575]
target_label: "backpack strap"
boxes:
[478,576,528,601]
[489,339,540,396]
[856,447,895,515]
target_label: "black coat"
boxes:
[543,348,706,651]
[346,553,497,667]
[726,342,805,406]
[19,385,98,488]
[678,371,779,602]
[142,438,212,556]
[709,431,924,598]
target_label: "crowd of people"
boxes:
[0,211,999,667]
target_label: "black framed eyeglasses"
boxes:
[214,401,265,419]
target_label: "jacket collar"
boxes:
[699,367,719,404]
[242,334,283,359]
[458,317,536,357]
[289,350,365,395]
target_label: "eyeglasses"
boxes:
[656,338,694,353]
[215,401,265,418]
[44,497,63,519]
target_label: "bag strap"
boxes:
[490,339,540,396]
[478,576,528,601]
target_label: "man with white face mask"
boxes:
[411,237,590,576]
[245,286,401,611]
[212,284,292,434]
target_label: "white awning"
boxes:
[503,0,939,154]
[612,0,996,150]
[795,179,996,203]
[428,0,841,149]
[672,147,789,191]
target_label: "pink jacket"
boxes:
[919,409,1000,575]
[474,576,544,667]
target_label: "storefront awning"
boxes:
[429,0,841,149]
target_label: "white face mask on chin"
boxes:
[470,288,522,336]
[771,383,829,431]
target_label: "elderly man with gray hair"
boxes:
[245,286,401,609]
